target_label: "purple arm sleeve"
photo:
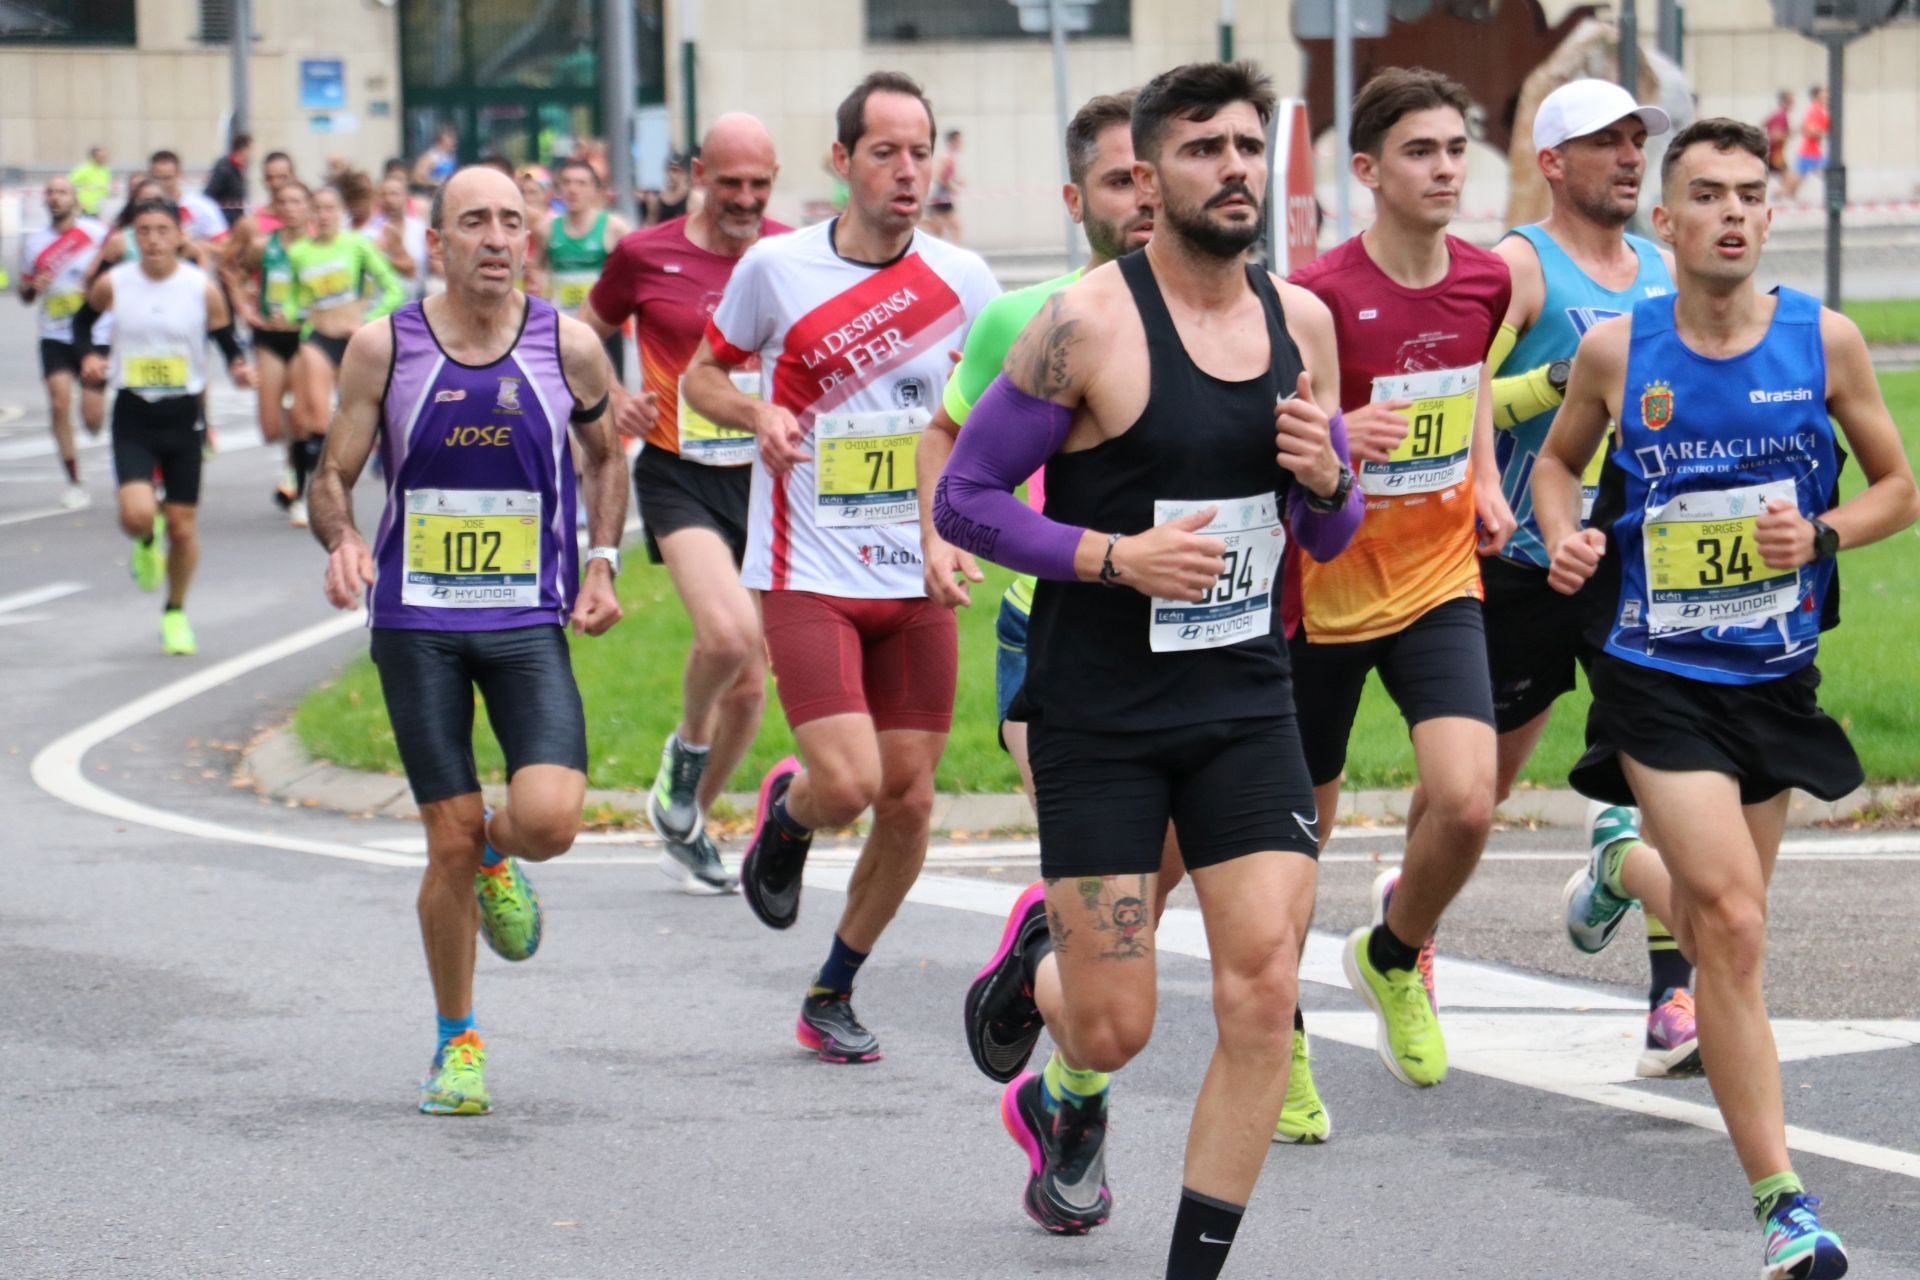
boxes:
[1285,409,1365,562]
[932,375,1087,582]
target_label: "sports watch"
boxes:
[1303,463,1354,514]
[1547,358,1573,394]
[585,545,623,576]
[1808,517,1840,561]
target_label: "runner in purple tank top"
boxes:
[308,166,628,1116]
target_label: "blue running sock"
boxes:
[811,933,868,995]
[480,806,504,867]
[437,1011,476,1047]
[771,791,811,839]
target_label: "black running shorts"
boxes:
[111,390,204,505]
[1481,554,1596,734]
[633,444,751,567]
[369,624,589,805]
[39,338,81,379]
[1290,596,1496,786]
[1571,654,1864,807]
[304,332,350,368]
[1029,713,1320,879]
[602,332,626,382]
[254,328,301,363]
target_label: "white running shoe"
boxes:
[288,498,309,528]
[60,483,90,510]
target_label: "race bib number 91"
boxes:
[1643,480,1799,630]
[1149,493,1285,653]
[1361,365,1477,496]
[814,408,928,527]
[402,488,544,609]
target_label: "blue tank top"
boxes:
[1603,288,1836,685]
[369,297,581,631]
[1495,225,1670,567]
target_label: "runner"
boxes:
[285,181,406,526]
[71,145,111,217]
[926,129,963,242]
[581,113,789,893]
[1286,67,1515,1090]
[682,72,998,1061]
[71,197,254,655]
[538,158,631,374]
[18,175,110,508]
[1763,90,1798,199]
[368,174,430,299]
[934,60,1358,1270]
[1795,87,1829,191]
[308,164,628,1117]
[1534,117,1917,1280]
[1484,79,1702,1077]
[228,181,313,506]
[147,150,230,251]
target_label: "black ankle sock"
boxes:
[1165,1188,1244,1280]
[293,435,325,495]
[770,792,810,839]
[1293,1005,1305,1032]
[1368,921,1421,973]
[1648,944,1694,1008]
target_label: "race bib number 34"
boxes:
[815,408,928,527]
[1643,480,1799,631]
[677,370,760,467]
[1149,494,1286,653]
[402,488,544,609]
[1361,365,1477,496]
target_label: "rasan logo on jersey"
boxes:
[1749,387,1816,405]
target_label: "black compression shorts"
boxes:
[39,338,81,379]
[254,328,301,363]
[1481,554,1597,734]
[111,390,204,504]
[634,445,751,567]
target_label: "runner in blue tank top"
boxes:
[308,166,629,1118]
[1534,120,1919,1280]
[1482,80,1704,1078]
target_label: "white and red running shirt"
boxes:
[706,220,999,599]
[21,217,108,341]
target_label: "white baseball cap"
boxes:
[1533,79,1672,151]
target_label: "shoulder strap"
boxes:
[1117,251,1178,350]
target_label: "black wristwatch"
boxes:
[1303,464,1353,514]
[1809,516,1840,561]
[1547,358,1572,394]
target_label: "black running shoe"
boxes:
[796,990,883,1064]
[659,830,737,895]
[741,757,809,930]
[999,1072,1112,1234]
[965,881,1049,1082]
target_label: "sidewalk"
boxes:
[242,725,1909,834]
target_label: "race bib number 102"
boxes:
[402,488,544,609]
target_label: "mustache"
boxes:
[1206,182,1259,210]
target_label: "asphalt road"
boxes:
[1,304,1916,1279]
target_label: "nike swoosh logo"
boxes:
[1049,1158,1107,1210]
[1200,1233,1233,1245]
[1292,810,1319,837]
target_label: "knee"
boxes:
[1067,1006,1156,1073]
[1430,777,1496,842]
[119,510,153,540]
[803,763,879,828]
[508,802,580,861]
[1687,889,1767,976]
[871,770,934,831]
[691,619,758,674]
[719,662,767,713]
[1213,945,1302,1056]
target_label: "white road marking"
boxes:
[0,404,26,425]
[0,503,80,527]
[0,580,85,615]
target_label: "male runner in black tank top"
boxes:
[935,63,1361,1279]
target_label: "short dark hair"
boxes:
[231,132,253,152]
[127,197,181,225]
[149,149,180,169]
[1349,67,1470,156]
[835,71,936,154]
[1066,90,1139,185]
[1660,117,1769,188]
[263,150,292,170]
[1132,61,1275,163]
[554,156,600,185]
[332,169,374,206]
[278,180,312,202]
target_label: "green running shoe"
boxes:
[160,609,197,656]
[475,856,543,962]
[647,733,708,844]
[419,1030,491,1115]
[1273,1026,1332,1144]
[1343,926,1448,1087]
[1563,801,1639,954]
[130,514,166,593]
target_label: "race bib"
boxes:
[44,291,84,321]
[677,371,760,467]
[402,488,544,609]
[1643,480,1799,631]
[1360,365,1477,496]
[302,264,355,309]
[1148,494,1286,653]
[123,353,188,393]
[814,408,927,527]
[553,272,594,312]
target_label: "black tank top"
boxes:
[1024,251,1306,732]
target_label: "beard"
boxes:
[1567,176,1637,228]
[1162,183,1263,259]
[1083,211,1150,263]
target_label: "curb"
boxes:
[240,727,1907,834]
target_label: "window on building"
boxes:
[198,0,232,42]
[867,0,1130,41]
[0,0,137,44]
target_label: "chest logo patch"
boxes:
[1640,379,1674,431]
[495,377,523,414]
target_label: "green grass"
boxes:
[297,370,1920,793]
[1844,299,1920,347]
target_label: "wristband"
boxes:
[1098,532,1124,586]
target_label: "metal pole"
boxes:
[680,0,699,154]
[1824,35,1845,310]
[229,0,250,143]
[1655,0,1680,59]
[1334,0,1353,239]
[1219,0,1234,61]
[602,0,639,226]
[1050,0,1081,268]
[1618,0,1640,95]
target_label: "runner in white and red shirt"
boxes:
[683,71,999,1064]
[17,175,110,507]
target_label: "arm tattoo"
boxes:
[1043,874,1152,961]
[1018,294,1082,399]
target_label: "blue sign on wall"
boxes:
[299,59,347,112]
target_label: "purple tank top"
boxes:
[370,297,580,630]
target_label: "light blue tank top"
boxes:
[1494,225,1670,567]
[1604,288,1836,685]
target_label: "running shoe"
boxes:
[740,756,808,930]
[647,734,708,843]
[130,515,166,592]
[288,497,309,529]
[1762,1194,1849,1279]
[474,855,543,962]
[160,609,197,656]
[1372,869,1436,1011]
[273,468,297,510]
[1273,1027,1332,1144]
[1637,987,1704,1078]
[1563,801,1638,954]
[796,990,883,1063]
[658,830,737,895]
[1000,1071,1112,1234]
[60,482,89,510]
[1343,924,1448,1088]
[964,881,1050,1083]
[419,1030,491,1116]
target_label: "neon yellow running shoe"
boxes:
[475,856,543,962]
[1273,1027,1332,1144]
[1343,926,1448,1087]
[130,514,166,592]
[419,1030,491,1115]
[160,609,197,656]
